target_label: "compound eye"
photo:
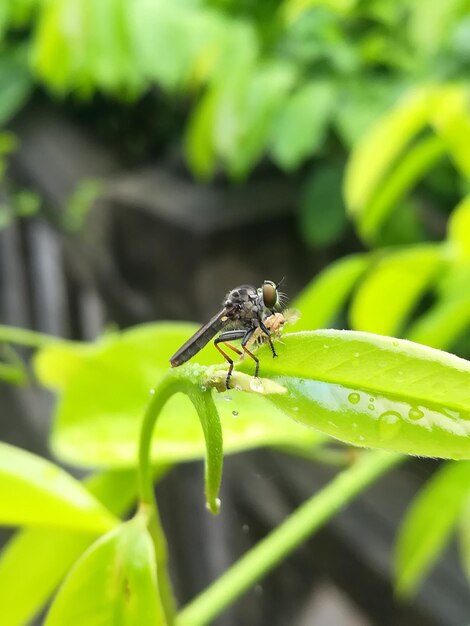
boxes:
[262,280,278,309]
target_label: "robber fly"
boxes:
[170,280,285,388]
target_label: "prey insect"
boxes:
[170,280,286,388]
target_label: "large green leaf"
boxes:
[354,135,446,241]
[237,331,470,459]
[35,324,320,468]
[395,461,470,597]
[430,85,470,177]
[0,442,118,531]
[0,469,143,626]
[45,513,166,626]
[349,245,445,336]
[293,253,370,331]
[344,86,433,217]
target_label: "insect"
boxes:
[170,280,286,388]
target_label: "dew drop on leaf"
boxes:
[408,407,424,421]
[378,410,402,440]
[348,392,360,405]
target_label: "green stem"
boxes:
[277,442,361,467]
[138,369,224,625]
[0,324,66,348]
[177,450,404,626]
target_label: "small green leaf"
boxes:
[215,62,295,177]
[0,49,32,125]
[448,195,470,260]
[185,87,218,179]
[350,245,445,336]
[459,496,470,586]
[407,294,470,350]
[45,513,166,626]
[293,253,370,331]
[298,165,347,247]
[0,442,118,531]
[395,461,470,597]
[270,81,334,170]
[36,324,320,468]
[237,331,470,460]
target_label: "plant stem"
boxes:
[0,324,65,348]
[138,369,223,625]
[177,450,404,626]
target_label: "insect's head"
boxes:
[261,280,281,309]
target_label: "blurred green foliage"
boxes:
[0,0,470,248]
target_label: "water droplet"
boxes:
[149,389,155,395]
[224,396,233,402]
[352,422,357,429]
[323,344,330,349]
[369,397,375,403]
[358,435,365,442]
[206,497,222,512]
[242,524,249,533]
[368,404,375,411]
[378,411,402,440]
[250,377,264,392]
[348,392,360,405]
[232,410,239,417]
[408,407,424,421]
[292,406,299,412]
[353,352,360,358]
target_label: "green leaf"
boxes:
[344,86,434,217]
[430,85,470,177]
[35,323,320,468]
[45,513,166,626]
[270,81,334,170]
[293,253,370,331]
[395,461,470,597]
[236,331,470,460]
[459,494,470,586]
[448,195,470,260]
[298,165,347,247]
[0,469,143,626]
[349,245,445,336]
[407,294,470,350]
[0,50,32,125]
[355,135,446,241]
[0,442,118,531]
[215,62,295,177]
[185,87,218,179]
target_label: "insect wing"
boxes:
[170,307,229,367]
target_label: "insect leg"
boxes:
[241,327,260,377]
[215,330,246,388]
[259,320,278,358]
